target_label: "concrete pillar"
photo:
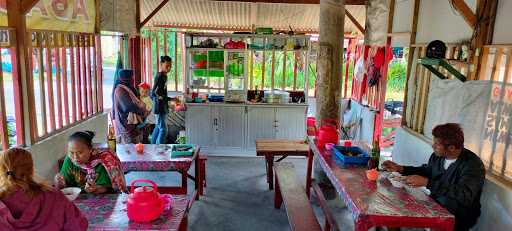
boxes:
[314,0,345,199]
[315,0,345,125]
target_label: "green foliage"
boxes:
[387,60,407,92]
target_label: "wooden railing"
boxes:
[479,45,512,83]
[0,27,21,150]
[27,30,103,141]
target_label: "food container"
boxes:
[389,178,404,188]
[332,146,370,165]
[388,173,406,188]
[171,144,195,157]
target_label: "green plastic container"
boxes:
[256,27,273,34]
[171,144,195,158]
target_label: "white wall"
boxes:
[393,127,512,231]
[391,0,477,46]
[492,0,512,44]
[416,0,476,44]
[29,113,109,181]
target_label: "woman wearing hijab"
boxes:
[112,69,149,144]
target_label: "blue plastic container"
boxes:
[332,146,370,166]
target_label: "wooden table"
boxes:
[306,137,455,231]
[74,193,192,231]
[116,144,203,198]
[256,139,309,190]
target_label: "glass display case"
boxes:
[188,50,225,93]
[224,51,247,102]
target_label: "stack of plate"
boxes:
[263,90,290,104]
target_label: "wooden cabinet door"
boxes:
[246,107,276,150]
[275,107,306,140]
[185,106,214,149]
[214,106,245,151]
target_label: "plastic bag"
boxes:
[354,56,365,81]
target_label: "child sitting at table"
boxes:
[0,148,88,230]
[138,82,156,143]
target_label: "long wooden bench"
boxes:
[274,162,339,231]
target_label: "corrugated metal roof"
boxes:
[141,0,365,34]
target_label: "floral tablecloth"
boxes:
[116,144,195,172]
[308,137,455,231]
[74,193,188,230]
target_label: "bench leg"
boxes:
[274,175,283,209]
[200,158,206,188]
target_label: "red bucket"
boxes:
[317,127,339,148]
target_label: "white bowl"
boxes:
[61,187,81,201]
[390,178,404,188]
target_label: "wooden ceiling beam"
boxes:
[21,0,40,14]
[345,9,364,34]
[141,0,170,28]
[450,0,477,29]
[213,0,366,5]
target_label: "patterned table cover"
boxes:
[116,144,196,172]
[308,137,455,231]
[74,193,188,231]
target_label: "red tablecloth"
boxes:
[308,137,455,231]
[74,193,188,231]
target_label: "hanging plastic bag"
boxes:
[354,56,365,81]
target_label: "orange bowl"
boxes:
[366,169,379,181]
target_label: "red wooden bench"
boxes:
[274,162,339,231]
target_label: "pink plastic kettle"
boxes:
[127,179,164,223]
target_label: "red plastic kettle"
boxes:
[127,179,164,223]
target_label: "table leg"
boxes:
[306,149,313,197]
[195,153,203,197]
[264,154,270,184]
[268,155,274,190]
[181,169,189,196]
[178,215,188,231]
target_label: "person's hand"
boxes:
[405,175,429,187]
[84,182,97,193]
[54,174,66,189]
[382,160,403,173]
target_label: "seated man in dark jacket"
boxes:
[383,123,485,231]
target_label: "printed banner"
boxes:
[481,83,512,179]
[0,0,95,33]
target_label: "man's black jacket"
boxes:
[402,149,485,231]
